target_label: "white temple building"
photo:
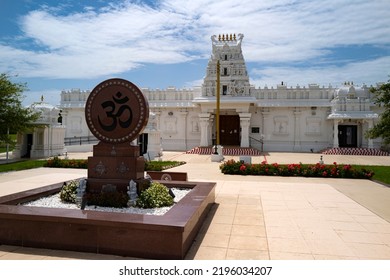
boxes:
[59,34,383,154]
[13,96,66,158]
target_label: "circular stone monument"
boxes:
[85,78,149,193]
[85,78,149,143]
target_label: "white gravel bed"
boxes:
[22,188,191,216]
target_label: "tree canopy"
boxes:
[366,80,390,145]
[0,73,40,144]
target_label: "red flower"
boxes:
[240,164,246,171]
[343,164,351,170]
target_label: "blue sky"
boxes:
[0,0,389,106]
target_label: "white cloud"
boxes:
[0,0,389,83]
[250,56,390,88]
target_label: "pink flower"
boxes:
[240,164,246,171]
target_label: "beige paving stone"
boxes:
[304,239,356,257]
[266,226,303,239]
[228,236,268,251]
[288,209,323,219]
[270,252,314,260]
[237,195,261,205]
[234,207,262,217]
[233,215,264,226]
[292,217,333,229]
[352,214,388,224]
[215,194,239,204]
[210,214,235,225]
[336,230,384,244]
[313,255,357,260]
[186,246,227,260]
[261,204,289,211]
[235,204,262,211]
[231,224,267,237]
[263,213,296,227]
[268,238,311,254]
[210,203,237,216]
[261,198,287,207]
[299,228,341,240]
[329,221,368,232]
[226,249,269,260]
[360,223,390,234]
[285,200,313,210]
[239,186,262,195]
[0,252,47,260]
[347,243,390,259]
[200,223,232,235]
[198,233,231,248]
[379,233,390,245]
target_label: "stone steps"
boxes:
[186,146,262,156]
[322,147,389,156]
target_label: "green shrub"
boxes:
[85,192,129,208]
[136,182,174,208]
[60,180,78,203]
[219,160,374,179]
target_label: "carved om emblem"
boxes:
[98,91,133,132]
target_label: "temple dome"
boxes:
[335,82,368,99]
[28,96,61,125]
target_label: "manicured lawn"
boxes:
[0,160,46,172]
[357,165,390,185]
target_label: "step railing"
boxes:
[249,136,263,152]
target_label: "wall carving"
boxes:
[273,116,289,135]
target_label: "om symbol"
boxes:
[98,91,133,132]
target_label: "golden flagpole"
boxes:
[216,60,220,146]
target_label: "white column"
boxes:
[333,119,339,148]
[239,113,251,148]
[199,113,211,147]
[179,111,188,150]
[367,119,374,148]
[293,110,301,151]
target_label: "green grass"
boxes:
[356,165,390,185]
[0,160,46,172]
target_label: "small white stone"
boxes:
[22,188,191,216]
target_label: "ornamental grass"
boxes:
[220,159,374,179]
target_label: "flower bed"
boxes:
[220,159,374,179]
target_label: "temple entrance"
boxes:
[219,115,240,146]
[338,125,357,147]
[22,134,33,158]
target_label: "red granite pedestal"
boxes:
[87,142,145,193]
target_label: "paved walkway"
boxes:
[0,152,390,259]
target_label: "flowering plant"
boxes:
[219,160,374,179]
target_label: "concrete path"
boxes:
[0,151,389,260]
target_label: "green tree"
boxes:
[0,73,40,144]
[366,80,390,145]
